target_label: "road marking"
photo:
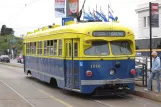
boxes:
[93,100,111,107]
[39,89,74,107]
[0,80,35,107]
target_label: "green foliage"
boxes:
[0,35,23,55]
[1,25,14,36]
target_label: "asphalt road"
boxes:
[0,64,161,107]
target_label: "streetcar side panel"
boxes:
[25,56,65,88]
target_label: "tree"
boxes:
[6,28,14,35]
[1,25,6,36]
[0,25,14,36]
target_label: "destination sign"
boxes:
[92,31,126,37]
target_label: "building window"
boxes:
[58,39,62,56]
[147,16,150,26]
[144,17,146,27]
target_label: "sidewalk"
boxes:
[130,80,161,102]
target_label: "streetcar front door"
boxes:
[65,39,80,90]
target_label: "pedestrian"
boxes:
[144,51,160,93]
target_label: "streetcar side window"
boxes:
[69,42,72,57]
[26,43,29,55]
[47,40,53,56]
[31,42,33,55]
[31,42,36,55]
[37,42,40,55]
[28,43,30,55]
[74,42,78,57]
[50,40,53,56]
[29,42,32,55]
[66,42,68,57]
[40,41,42,55]
[37,41,42,55]
[58,39,62,56]
[53,40,57,56]
[44,41,47,55]
[47,40,50,56]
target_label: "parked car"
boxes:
[17,55,23,63]
[0,55,10,63]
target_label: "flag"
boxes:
[108,5,115,20]
[88,8,95,20]
[94,10,108,22]
[100,8,108,22]
[93,9,101,20]
[83,11,94,20]
[94,10,104,21]
[109,11,115,20]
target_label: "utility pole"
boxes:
[149,2,159,90]
[149,2,152,76]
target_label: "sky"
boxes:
[0,0,155,37]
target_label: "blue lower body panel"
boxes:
[24,56,135,94]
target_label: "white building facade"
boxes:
[135,0,161,38]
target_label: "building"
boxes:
[135,0,161,38]
[135,0,161,56]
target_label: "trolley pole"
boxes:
[149,2,159,91]
[149,2,152,75]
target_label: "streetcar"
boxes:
[23,21,136,95]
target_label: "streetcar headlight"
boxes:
[110,69,115,75]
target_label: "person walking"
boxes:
[144,51,160,93]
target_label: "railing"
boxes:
[135,56,149,87]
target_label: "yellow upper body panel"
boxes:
[23,22,134,42]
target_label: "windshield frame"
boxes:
[84,40,110,56]
[110,41,132,55]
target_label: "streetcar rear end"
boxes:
[79,30,136,94]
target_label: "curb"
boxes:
[128,89,161,102]
[0,62,23,68]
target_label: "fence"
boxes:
[135,56,149,87]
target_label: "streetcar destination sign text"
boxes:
[92,31,125,37]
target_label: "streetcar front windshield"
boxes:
[111,41,132,55]
[84,41,110,56]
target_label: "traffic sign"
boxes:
[62,17,74,26]
[151,3,159,27]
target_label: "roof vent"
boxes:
[52,25,60,28]
[42,27,49,31]
[27,32,33,35]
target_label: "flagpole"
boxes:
[108,4,109,21]
[83,9,84,21]
[96,4,97,11]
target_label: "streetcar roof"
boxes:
[24,22,134,39]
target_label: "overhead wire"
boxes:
[0,0,39,36]
[2,0,38,22]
